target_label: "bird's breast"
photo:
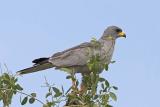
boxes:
[100,40,115,64]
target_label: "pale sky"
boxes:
[0,0,160,107]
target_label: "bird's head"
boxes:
[101,26,126,40]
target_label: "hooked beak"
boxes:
[118,32,126,38]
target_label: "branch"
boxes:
[0,88,45,105]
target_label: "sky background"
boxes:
[0,0,160,107]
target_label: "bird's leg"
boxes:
[70,70,79,93]
[71,71,75,86]
[80,82,87,95]
[66,72,81,106]
[79,73,88,95]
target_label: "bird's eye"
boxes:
[115,29,122,33]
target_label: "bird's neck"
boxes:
[98,38,115,45]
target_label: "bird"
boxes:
[16,26,126,75]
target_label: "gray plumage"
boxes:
[16,26,126,75]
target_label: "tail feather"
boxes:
[16,62,54,75]
[32,57,49,64]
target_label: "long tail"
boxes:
[16,57,54,75]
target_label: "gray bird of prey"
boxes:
[17,26,126,75]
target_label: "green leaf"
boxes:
[4,73,10,80]
[15,84,23,91]
[101,83,105,89]
[94,95,99,100]
[21,96,28,105]
[105,94,109,101]
[43,104,48,107]
[48,87,51,92]
[76,80,79,86]
[107,105,113,107]
[110,61,116,64]
[109,92,117,101]
[29,97,35,104]
[105,80,110,87]
[14,78,18,82]
[52,87,60,94]
[105,64,109,71]
[66,75,72,79]
[31,93,36,97]
[54,92,62,97]
[13,90,17,94]
[2,79,10,84]
[112,86,118,90]
[103,87,108,92]
[52,87,62,97]
[45,92,52,98]
[99,78,106,82]
[45,102,55,107]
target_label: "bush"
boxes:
[0,55,117,107]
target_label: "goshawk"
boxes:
[17,26,126,75]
